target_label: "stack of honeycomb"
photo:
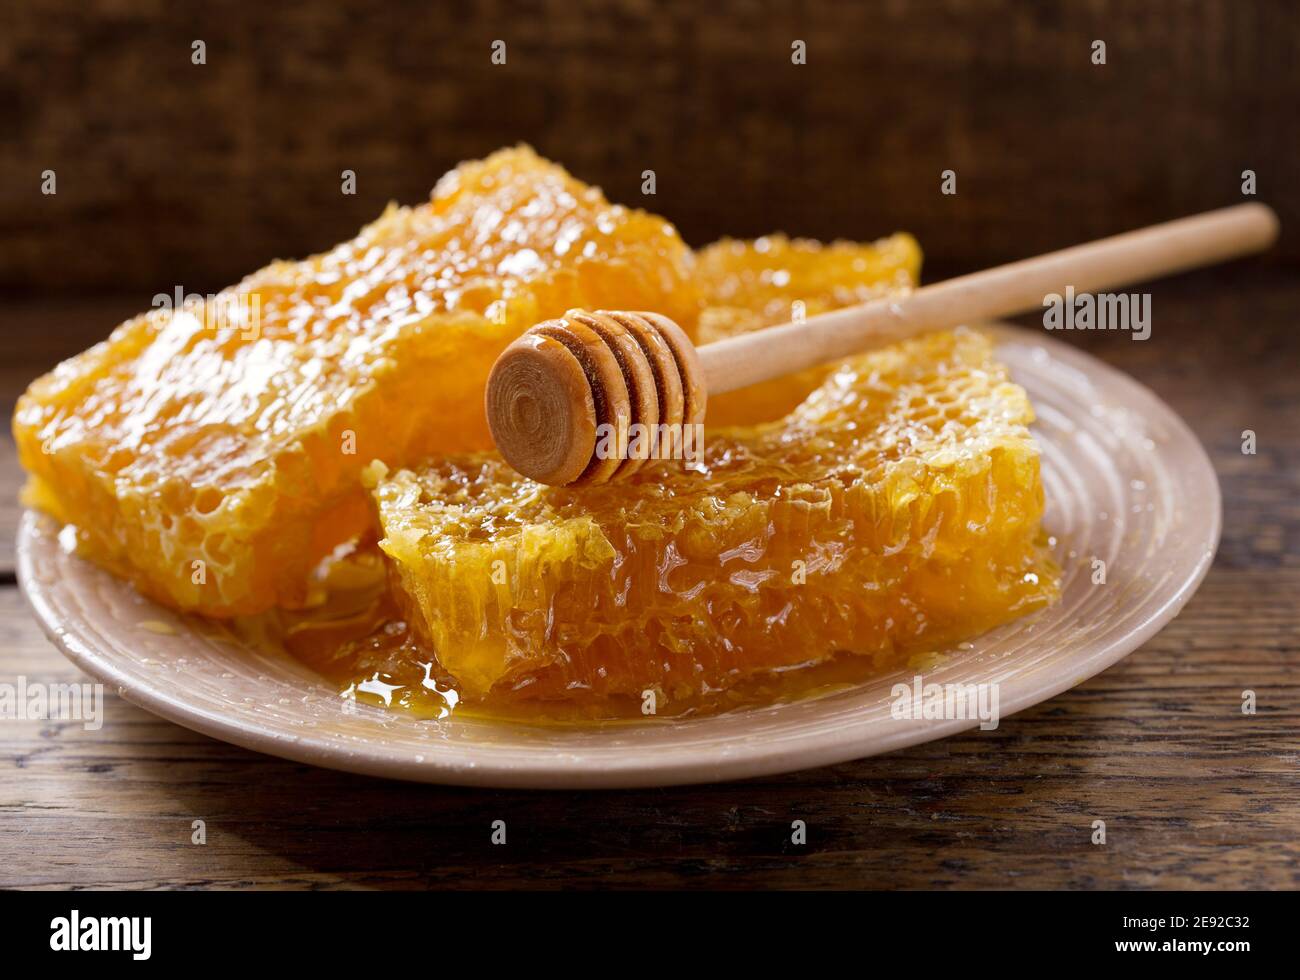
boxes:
[14,147,697,615]
[15,146,1056,709]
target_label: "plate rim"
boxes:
[15,324,1222,789]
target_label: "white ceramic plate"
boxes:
[17,324,1220,788]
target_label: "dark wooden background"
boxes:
[1,0,1297,298]
[1,1,1297,890]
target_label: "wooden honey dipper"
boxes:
[486,203,1278,486]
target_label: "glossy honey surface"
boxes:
[371,329,1057,709]
[14,147,696,615]
[15,147,1056,721]
[697,233,921,424]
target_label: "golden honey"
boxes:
[14,147,697,616]
[369,329,1056,710]
[15,147,1057,721]
[697,233,922,425]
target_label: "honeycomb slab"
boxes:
[696,233,922,425]
[14,147,697,615]
[371,329,1057,704]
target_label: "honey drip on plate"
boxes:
[250,584,945,727]
[233,531,1053,727]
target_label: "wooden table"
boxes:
[2,267,1297,890]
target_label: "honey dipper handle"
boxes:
[697,203,1279,394]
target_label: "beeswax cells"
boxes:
[13,142,1057,719]
[371,329,1057,704]
[696,233,921,426]
[14,147,697,615]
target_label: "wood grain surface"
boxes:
[2,0,1297,293]
[1,266,1296,889]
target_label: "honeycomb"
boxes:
[696,233,922,426]
[370,328,1057,704]
[13,147,698,616]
